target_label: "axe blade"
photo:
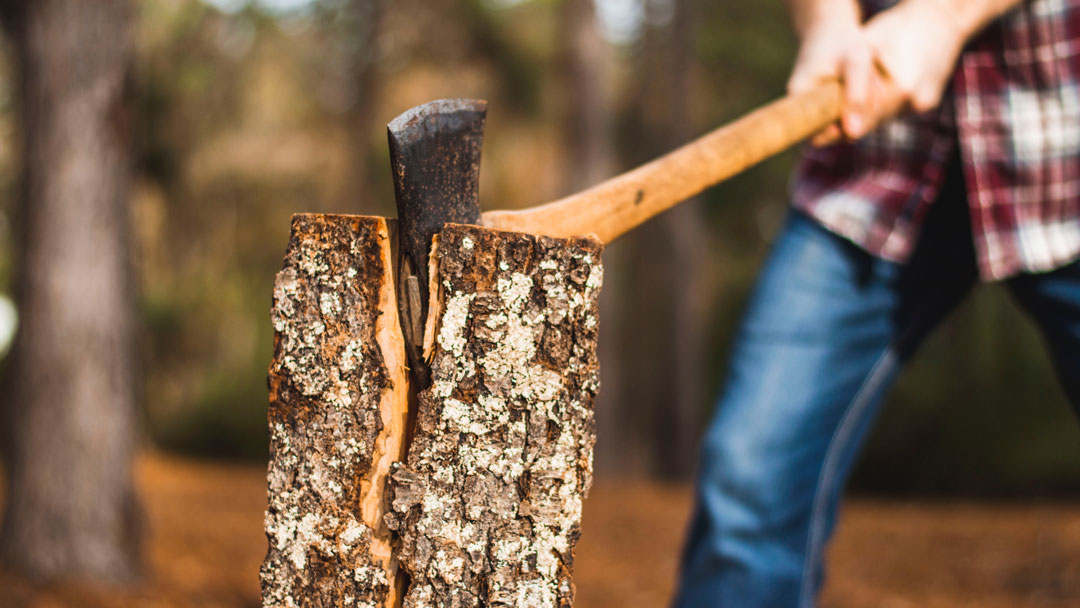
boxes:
[388,98,486,284]
[388,98,486,378]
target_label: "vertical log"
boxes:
[261,214,409,608]
[387,225,603,607]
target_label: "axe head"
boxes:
[388,98,486,378]
[389,98,486,283]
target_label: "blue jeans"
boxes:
[675,169,1080,607]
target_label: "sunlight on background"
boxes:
[202,0,316,16]
[201,0,652,45]
[594,0,645,44]
[0,294,16,357]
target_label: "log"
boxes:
[261,214,409,608]
[262,217,603,607]
[387,224,603,608]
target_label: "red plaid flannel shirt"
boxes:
[792,0,1080,280]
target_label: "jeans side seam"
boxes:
[797,347,898,607]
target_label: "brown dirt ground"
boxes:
[1,453,1079,607]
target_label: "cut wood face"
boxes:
[262,217,603,608]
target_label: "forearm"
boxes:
[789,0,1025,40]
[786,0,862,38]
[917,0,1027,39]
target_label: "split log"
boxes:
[261,214,409,608]
[262,217,603,607]
[387,225,603,607]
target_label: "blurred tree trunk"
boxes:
[560,0,612,193]
[662,0,708,480]
[0,0,140,582]
[558,0,626,475]
[345,0,382,211]
[622,0,708,479]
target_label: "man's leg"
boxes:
[675,181,977,606]
[1006,260,1080,410]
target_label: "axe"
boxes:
[389,82,842,374]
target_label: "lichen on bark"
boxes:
[262,214,407,608]
[387,224,603,608]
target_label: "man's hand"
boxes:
[788,0,1025,142]
[850,0,968,137]
[787,0,870,142]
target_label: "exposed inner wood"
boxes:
[361,220,411,608]
[420,235,443,364]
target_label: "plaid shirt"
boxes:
[793,0,1080,280]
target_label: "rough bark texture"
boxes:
[262,214,409,608]
[387,225,603,608]
[0,0,140,582]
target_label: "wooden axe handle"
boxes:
[481,81,843,244]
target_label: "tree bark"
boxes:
[0,0,140,583]
[262,214,409,608]
[387,224,602,607]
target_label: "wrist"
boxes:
[913,0,976,39]
[907,0,1024,41]
[789,0,862,40]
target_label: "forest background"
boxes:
[1,0,1078,497]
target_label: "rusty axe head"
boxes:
[388,98,486,377]
[389,98,486,282]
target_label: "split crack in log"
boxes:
[263,216,603,608]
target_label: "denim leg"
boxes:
[1006,260,1080,410]
[675,203,976,608]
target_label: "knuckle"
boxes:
[912,91,938,111]
[894,80,917,101]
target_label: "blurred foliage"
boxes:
[0,0,1077,492]
[854,286,1080,497]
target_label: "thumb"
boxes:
[787,60,830,95]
